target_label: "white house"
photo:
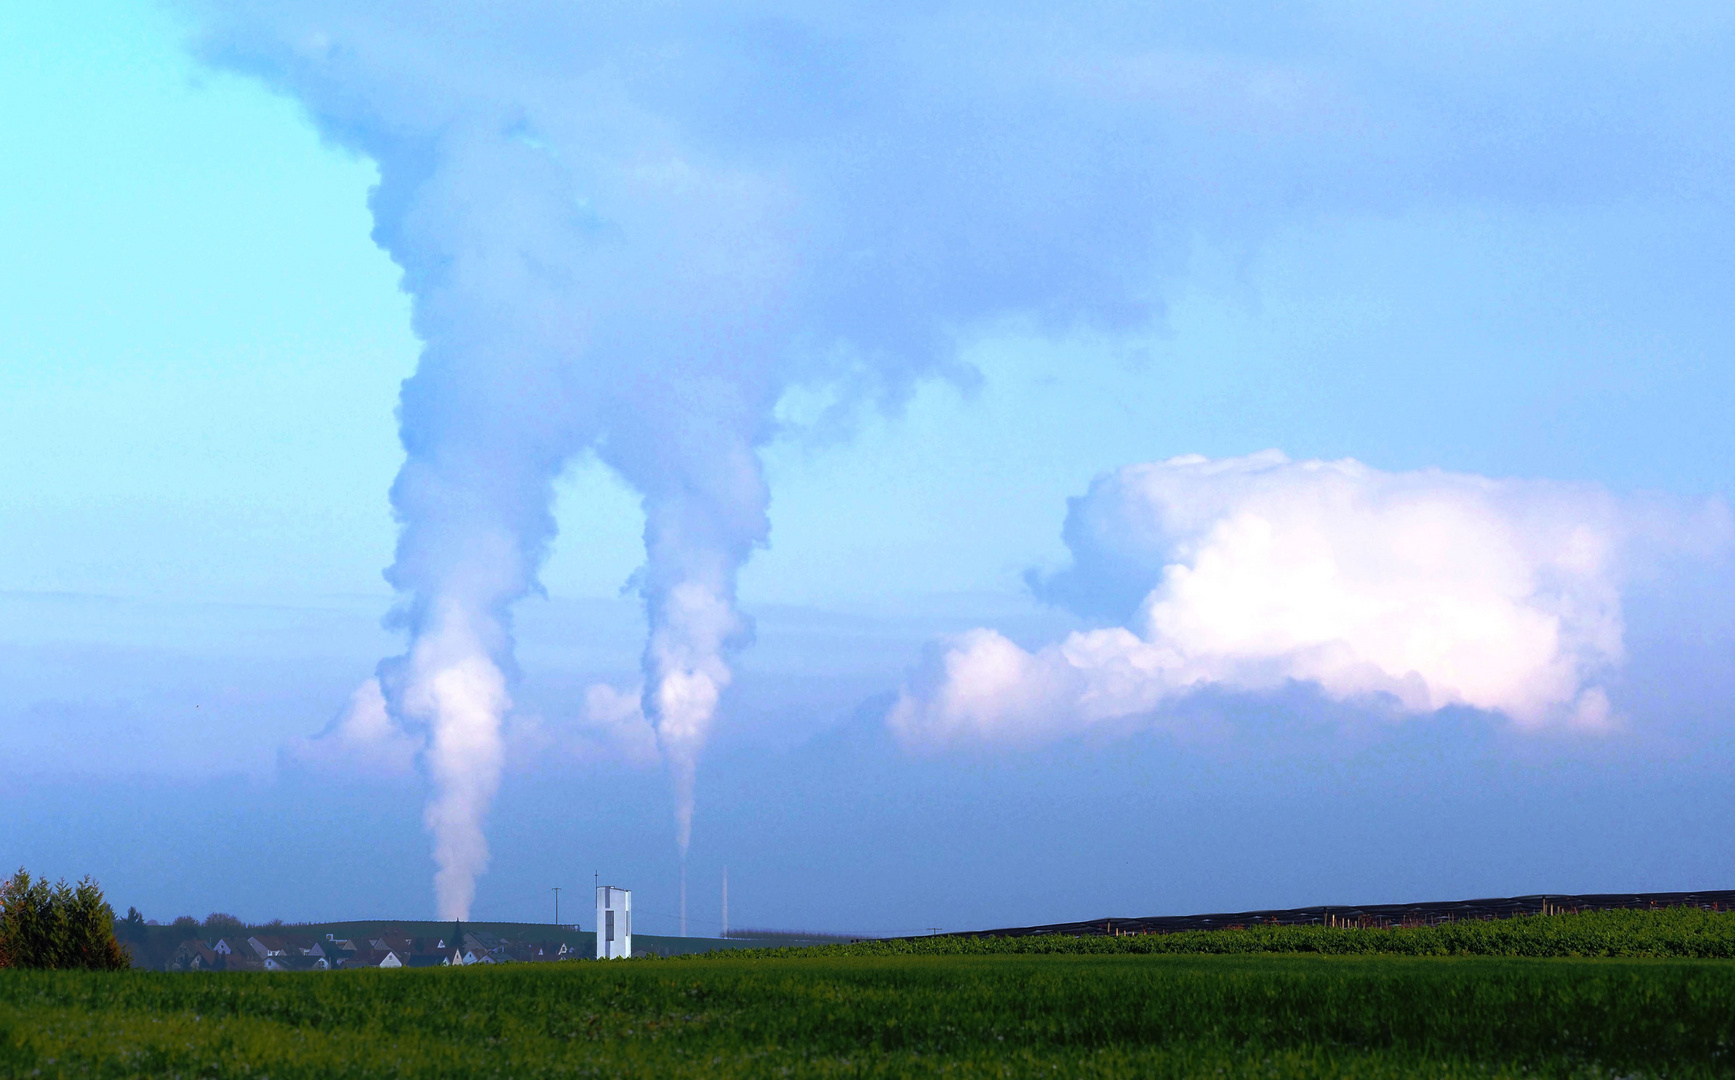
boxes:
[596,886,632,959]
[264,955,329,972]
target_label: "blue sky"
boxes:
[2,0,1733,933]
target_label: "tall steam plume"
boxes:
[186,0,1646,914]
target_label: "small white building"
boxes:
[596,885,632,959]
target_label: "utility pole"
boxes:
[721,866,729,939]
[553,887,561,927]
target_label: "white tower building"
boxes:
[596,886,632,959]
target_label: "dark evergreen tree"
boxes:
[62,879,128,969]
[0,869,56,968]
[118,906,148,942]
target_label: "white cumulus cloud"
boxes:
[890,451,1726,748]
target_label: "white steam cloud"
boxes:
[191,0,1211,913]
[891,452,1723,748]
[281,676,420,777]
[399,606,511,919]
[188,1,1729,914]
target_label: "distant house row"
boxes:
[167,929,572,972]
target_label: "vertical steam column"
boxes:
[595,886,632,959]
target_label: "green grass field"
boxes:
[3,948,1733,1078]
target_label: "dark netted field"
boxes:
[3,944,1735,1077]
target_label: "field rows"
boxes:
[3,951,1733,1078]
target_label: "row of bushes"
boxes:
[699,906,1735,961]
[0,869,128,970]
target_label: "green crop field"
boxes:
[3,945,1735,1077]
[3,910,1733,1077]
[743,906,1735,960]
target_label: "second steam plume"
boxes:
[194,0,1404,916]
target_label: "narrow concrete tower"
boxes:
[595,886,632,959]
